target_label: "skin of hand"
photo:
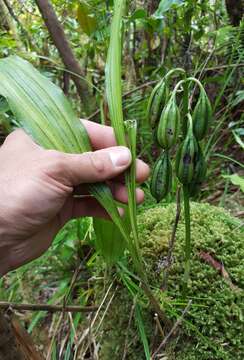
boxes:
[0,120,150,276]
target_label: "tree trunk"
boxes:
[147,0,159,14]
[225,0,244,26]
[35,0,92,114]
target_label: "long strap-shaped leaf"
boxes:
[105,0,126,147]
[0,56,129,249]
[105,0,143,272]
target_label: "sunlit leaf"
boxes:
[77,1,97,36]
[223,174,244,192]
[154,0,184,19]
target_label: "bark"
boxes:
[225,0,244,26]
[147,0,158,15]
[35,0,92,114]
[0,311,24,360]
[0,311,44,360]
[0,0,10,30]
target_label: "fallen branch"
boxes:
[152,300,192,359]
[199,252,240,292]
[0,301,98,313]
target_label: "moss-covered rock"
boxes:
[97,202,244,360]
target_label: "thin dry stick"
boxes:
[154,313,165,338]
[163,187,181,289]
[74,282,114,359]
[122,300,137,360]
[0,301,98,313]
[80,286,118,359]
[59,328,71,359]
[141,282,171,329]
[47,312,63,360]
[152,300,192,359]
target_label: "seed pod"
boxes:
[150,151,172,202]
[188,144,207,197]
[157,97,180,149]
[146,81,169,128]
[175,130,199,185]
[192,144,207,184]
[192,89,212,140]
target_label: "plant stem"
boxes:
[183,184,191,294]
[182,81,189,137]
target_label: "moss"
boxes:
[96,202,244,360]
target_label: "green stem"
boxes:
[186,77,205,92]
[182,81,189,137]
[183,184,191,294]
[164,68,186,82]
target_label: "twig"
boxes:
[199,252,240,292]
[87,80,157,120]
[74,282,114,359]
[163,187,181,289]
[195,62,244,74]
[47,312,63,360]
[0,301,98,313]
[122,300,137,360]
[152,300,192,359]
[154,313,165,338]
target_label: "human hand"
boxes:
[0,120,150,276]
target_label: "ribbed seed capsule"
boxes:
[192,144,207,184]
[188,144,207,197]
[150,151,172,202]
[192,89,212,140]
[157,97,180,149]
[175,130,199,185]
[146,81,169,128]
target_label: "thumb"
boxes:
[56,146,131,186]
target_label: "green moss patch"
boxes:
[97,202,244,359]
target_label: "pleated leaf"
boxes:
[0,56,91,153]
[105,0,126,146]
[0,55,128,262]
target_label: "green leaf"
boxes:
[77,1,97,36]
[93,217,126,264]
[232,90,244,107]
[0,56,91,153]
[105,0,126,146]
[154,0,184,18]
[105,1,143,274]
[0,56,130,254]
[135,304,150,360]
[232,129,244,150]
[223,174,244,192]
[130,9,147,21]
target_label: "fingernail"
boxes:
[109,147,131,167]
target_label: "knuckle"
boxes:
[47,149,65,163]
